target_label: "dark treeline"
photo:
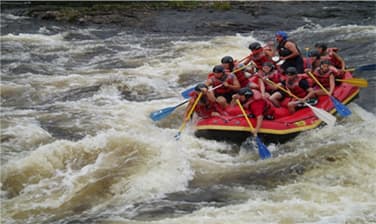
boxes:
[1,1,375,35]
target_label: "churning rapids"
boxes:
[1,2,376,224]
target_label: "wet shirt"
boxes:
[247,99,267,117]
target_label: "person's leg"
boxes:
[216,96,228,109]
[288,101,298,113]
[269,92,283,107]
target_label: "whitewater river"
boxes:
[1,2,376,224]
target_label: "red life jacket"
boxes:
[303,57,310,69]
[249,75,262,91]
[286,75,310,98]
[234,70,249,88]
[230,61,250,88]
[321,48,342,69]
[210,74,235,96]
[300,73,314,87]
[248,48,274,70]
[303,58,320,70]
[243,96,271,117]
[329,56,342,69]
[207,72,215,79]
[264,99,274,116]
[223,62,249,88]
[268,71,284,84]
[264,71,284,93]
[190,91,218,118]
[313,67,336,88]
[242,89,262,107]
[253,55,273,70]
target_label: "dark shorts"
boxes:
[296,98,318,108]
[271,89,286,99]
[281,56,304,73]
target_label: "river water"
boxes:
[1,2,376,224]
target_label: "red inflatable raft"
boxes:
[194,72,360,143]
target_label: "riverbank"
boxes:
[2,1,373,35]
[1,1,255,35]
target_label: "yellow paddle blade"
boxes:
[175,92,203,140]
[336,78,368,88]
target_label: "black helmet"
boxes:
[320,60,331,65]
[221,56,234,64]
[195,83,208,92]
[248,42,262,51]
[308,50,321,58]
[262,61,275,70]
[238,87,253,99]
[285,67,298,76]
[213,65,225,73]
[314,42,328,51]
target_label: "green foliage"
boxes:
[164,1,201,9]
[58,7,80,22]
[20,1,235,23]
[212,1,232,10]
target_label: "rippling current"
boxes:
[1,2,376,224]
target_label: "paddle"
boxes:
[239,48,260,64]
[150,100,189,122]
[238,55,251,63]
[152,84,223,122]
[181,63,253,99]
[181,83,224,100]
[336,77,368,88]
[236,99,271,159]
[264,78,336,127]
[181,86,198,99]
[305,47,310,57]
[272,56,285,66]
[304,103,336,127]
[175,92,203,140]
[308,72,351,117]
[346,64,376,72]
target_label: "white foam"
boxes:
[1,33,65,46]
[1,13,28,20]
[1,117,52,153]
[2,22,375,224]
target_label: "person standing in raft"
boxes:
[281,67,316,113]
[311,60,339,96]
[231,88,275,136]
[183,83,223,121]
[205,65,241,109]
[275,31,305,73]
[221,56,250,88]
